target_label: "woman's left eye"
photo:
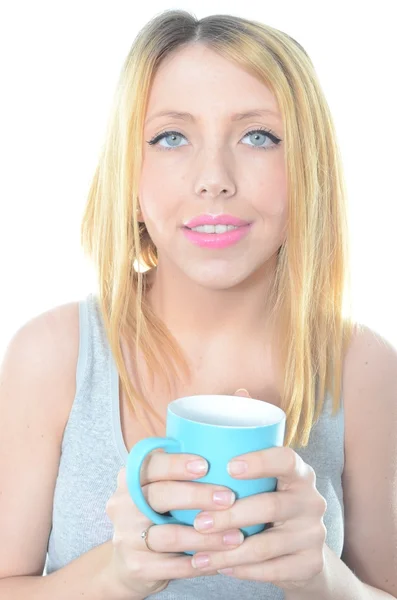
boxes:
[147,128,282,151]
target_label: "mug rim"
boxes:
[167,394,286,428]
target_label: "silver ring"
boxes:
[141,524,155,551]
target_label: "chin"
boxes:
[183,263,255,290]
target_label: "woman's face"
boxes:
[139,43,288,289]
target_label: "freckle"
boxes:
[365,361,368,365]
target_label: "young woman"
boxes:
[0,9,396,600]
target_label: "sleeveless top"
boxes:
[45,292,345,599]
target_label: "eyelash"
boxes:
[146,127,282,152]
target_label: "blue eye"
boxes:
[147,127,282,151]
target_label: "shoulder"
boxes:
[0,301,82,578]
[0,301,81,439]
[340,323,397,591]
[4,300,81,370]
[342,321,397,452]
[342,322,397,420]
[343,322,397,382]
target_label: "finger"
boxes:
[145,523,245,554]
[190,526,313,571]
[140,451,210,486]
[117,466,127,487]
[193,490,299,533]
[216,551,323,583]
[227,446,314,487]
[144,480,237,514]
[137,553,220,581]
[234,389,251,397]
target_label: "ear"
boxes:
[234,388,251,398]
[135,204,144,223]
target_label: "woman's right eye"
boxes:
[147,130,187,151]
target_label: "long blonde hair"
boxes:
[81,9,357,448]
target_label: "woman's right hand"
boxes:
[104,452,244,599]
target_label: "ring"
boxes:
[141,524,156,551]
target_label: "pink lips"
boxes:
[182,213,252,249]
[184,214,250,228]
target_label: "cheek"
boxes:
[138,181,165,225]
[138,188,181,243]
[138,161,180,224]
[250,157,288,218]
[254,184,288,219]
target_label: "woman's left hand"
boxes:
[190,391,328,592]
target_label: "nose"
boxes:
[198,185,230,197]
[193,147,237,200]
[195,180,236,200]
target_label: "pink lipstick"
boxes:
[182,214,252,249]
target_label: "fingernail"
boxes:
[223,531,244,546]
[235,388,250,396]
[194,512,214,531]
[186,459,208,475]
[192,554,210,568]
[218,568,234,575]
[213,490,235,506]
[227,460,248,475]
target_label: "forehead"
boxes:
[145,44,281,124]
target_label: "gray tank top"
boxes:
[45,292,345,599]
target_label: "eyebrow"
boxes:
[145,108,281,126]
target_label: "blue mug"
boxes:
[126,394,286,552]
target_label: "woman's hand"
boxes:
[189,439,328,593]
[104,452,244,599]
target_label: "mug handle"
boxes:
[126,437,182,524]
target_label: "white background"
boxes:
[0,1,396,359]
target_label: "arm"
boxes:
[286,325,397,600]
[0,540,146,600]
[0,305,138,600]
[0,541,118,599]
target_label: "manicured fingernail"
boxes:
[218,568,234,575]
[192,554,210,568]
[186,459,208,475]
[223,531,244,546]
[235,388,250,396]
[194,512,214,530]
[227,460,248,475]
[213,490,235,506]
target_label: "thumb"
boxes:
[234,388,251,398]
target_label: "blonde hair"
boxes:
[81,9,357,448]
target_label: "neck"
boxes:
[144,256,279,347]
